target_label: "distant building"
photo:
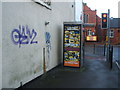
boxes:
[110,18,120,44]
[100,18,120,44]
[96,15,103,42]
[83,3,100,42]
[83,3,120,44]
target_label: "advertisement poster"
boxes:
[86,36,97,41]
[63,23,81,67]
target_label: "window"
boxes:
[33,0,51,10]
[110,30,114,38]
[87,29,92,36]
[118,29,120,33]
[84,14,88,23]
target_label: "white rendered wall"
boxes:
[2,1,74,88]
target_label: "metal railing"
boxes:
[113,56,120,70]
[84,43,120,70]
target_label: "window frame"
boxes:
[87,29,92,36]
[84,14,88,23]
[110,29,114,38]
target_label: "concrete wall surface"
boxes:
[2,0,74,88]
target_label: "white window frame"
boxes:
[87,29,92,36]
[33,0,51,10]
[110,29,114,38]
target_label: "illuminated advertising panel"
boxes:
[86,36,97,41]
[63,23,81,67]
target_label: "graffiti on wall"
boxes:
[45,32,51,53]
[45,32,51,67]
[11,25,38,48]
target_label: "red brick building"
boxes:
[99,18,120,44]
[83,3,100,42]
[83,3,120,44]
[109,18,120,44]
[96,15,106,42]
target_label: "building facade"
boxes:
[0,0,83,89]
[99,18,120,44]
[109,18,120,44]
[83,3,100,42]
[83,3,120,44]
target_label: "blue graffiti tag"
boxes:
[11,25,38,48]
[45,32,51,49]
[45,32,51,59]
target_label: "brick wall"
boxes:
[83,3,96,24]
[110,28,120,44]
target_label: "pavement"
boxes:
[17,45,119,89]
